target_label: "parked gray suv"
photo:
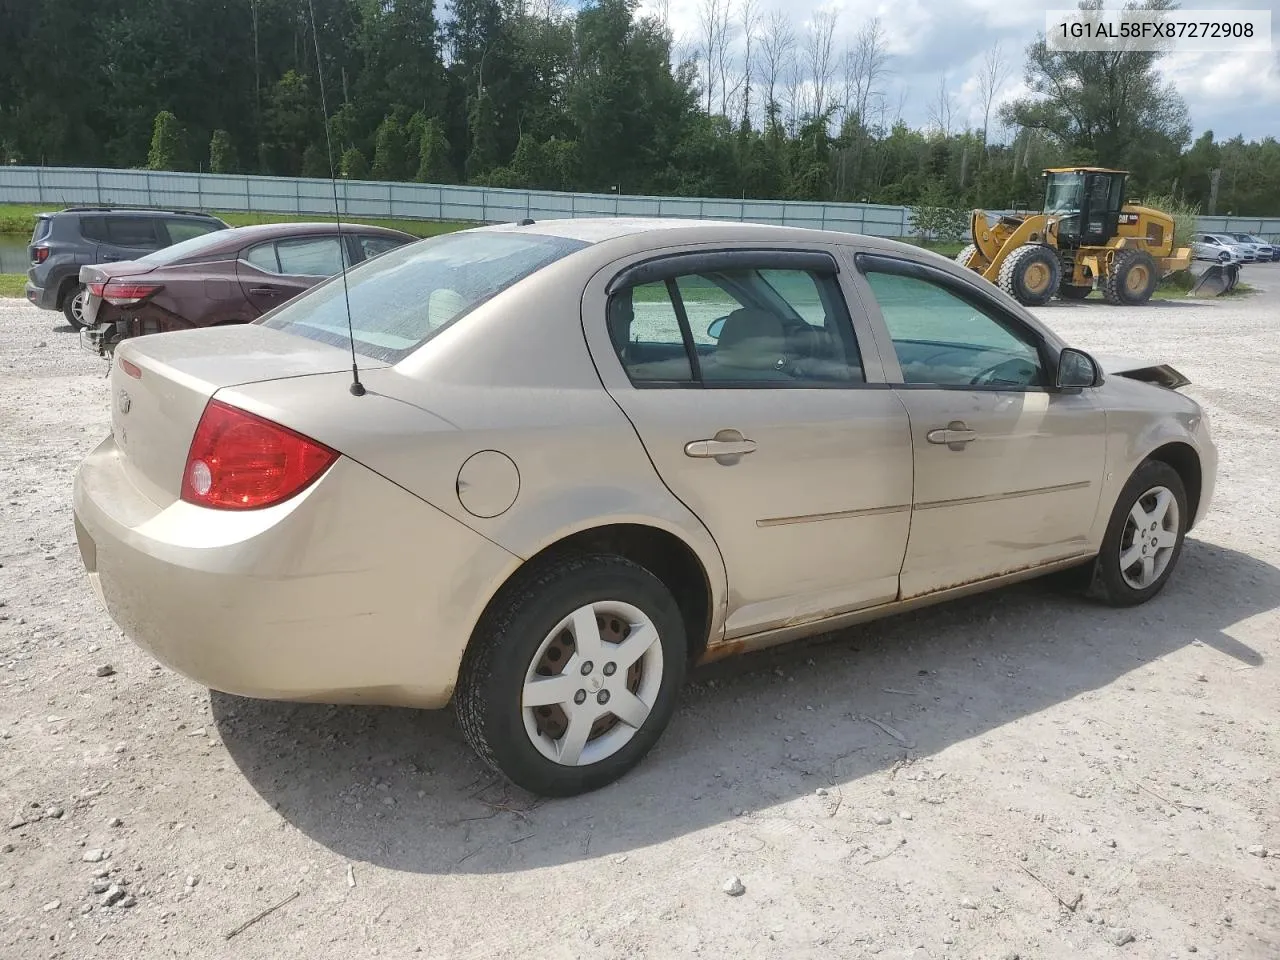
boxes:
[25,208,229,328]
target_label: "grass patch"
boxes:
[900,238,966,258]
[0,203,469,238]
[0,274,27,297]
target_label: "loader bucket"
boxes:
[1189,262,1241,297]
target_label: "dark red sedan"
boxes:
[79,221,416,354]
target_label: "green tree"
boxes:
[371,115,408,180]
[466,90,499,181]
[147,110,183,170]
[1001,0,1190,178]
[209,129,237,173]
[301,142,330,178]
[341,146,369,180]
[416,117,454,182]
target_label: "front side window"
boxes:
[863,269,1043,388]
[610,265,864,386]
[259,230,588,363]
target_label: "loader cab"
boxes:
[1043,168,1127,248]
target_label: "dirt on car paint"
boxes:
[1,271,1279,959]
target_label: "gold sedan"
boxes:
[72,219,1216,796]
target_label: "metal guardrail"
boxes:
[2,165,1277,240]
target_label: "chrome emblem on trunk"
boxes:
[117,390,131,415]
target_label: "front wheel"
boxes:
[63,285,88,328]
[456,554,687,796]
[997,244,1061,306]
[1087,460,1188,606]
[1102,249,1159,305]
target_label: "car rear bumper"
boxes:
[73,434,519,709]
[25,281,57,310]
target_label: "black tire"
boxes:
[997,244,1061,306]
[1101,249,1159,305]
[956,243,980,269]
[456,553,688,797]
[1058,283,1092,300]
[1086,460,1189,607]
[62,284,88,329]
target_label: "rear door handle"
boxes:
[926,422,978,448]
[249,286,281,295]
[684,431,758,460]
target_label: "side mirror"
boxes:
[1056,347,1100,390]
[707,317,725,340]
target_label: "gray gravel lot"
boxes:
[1,266,1278,959]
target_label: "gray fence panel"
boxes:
[2,165,1277,240]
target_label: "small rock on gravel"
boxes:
[95,664,115,677]
[90,879,111,894]
[107,817,122,827]
[185,875,199,888]
[960,897,977,910]
[42,899,60,912]
[8,814,26,829]
[870,812,892,825]
[119,894,137,908]
[1,843,13,853]
[722,875,745,897]
[815,787,828,796]
[1107,927,1136,946]
[1246,844,1268,857]
[82,848,108,862]
[100,884,125,906]
[900,811,913,821]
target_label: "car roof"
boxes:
[48,207,225,220]
[191,221,417,248]
[475,216,915,255]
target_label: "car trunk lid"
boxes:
[109,323,387,506]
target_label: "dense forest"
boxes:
[0,0,1276,215]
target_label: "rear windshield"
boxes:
[258,230,588,363]
[134,227,230,265]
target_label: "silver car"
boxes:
[1192,233,1249,263]
[1228,233,1276,262]
[72,219,1217,796]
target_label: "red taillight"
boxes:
[32,247,50,264]
[103,280,162,306]
[88,281,106,297]
[117,356,142,379]
[180,400,337,510]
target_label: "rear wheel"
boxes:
[1087,460,1188,606]
[1058,283,1092,300]
[456,553,687,796]
[62,284,88,328]
[997,244,1061,306]
[1101,249,1159,305]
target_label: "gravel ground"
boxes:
[2,267,1278,960]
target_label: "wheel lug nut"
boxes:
[603,662,617,676]
[574,689,587,705]
[580,660,594,676]
[597,690,610,705]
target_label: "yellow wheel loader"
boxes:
[957,167,1191,306]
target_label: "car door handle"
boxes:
[926,422,978,446]
[101,256,121,262]
[249,286,281,295]
[684,438,758,458]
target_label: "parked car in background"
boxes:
[79,221,416,355]
[72,218,1216,797]
[1191,233,1251,264]
[25,207,229,328]
[1227,233,1277,262]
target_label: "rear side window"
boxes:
[105,217,161,246]
[358,235,405,260]
[164,219,221,244]
[259,230,587,363]
[244,242,280,272]
[610,266,864,387]
[30,218,52,243]
[79,217,109,242]
[275,237,346,275]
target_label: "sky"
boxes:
[640,0,1280,142]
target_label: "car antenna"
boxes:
[305,0,364,397]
